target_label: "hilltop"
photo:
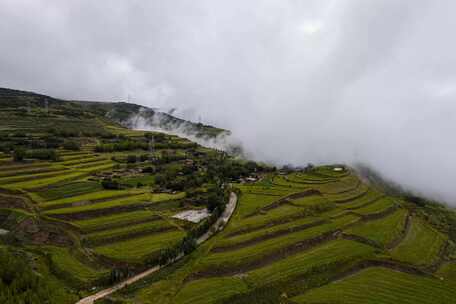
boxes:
[0,89,455,304]
[0,87,228,139]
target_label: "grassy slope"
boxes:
[293,267,456,304]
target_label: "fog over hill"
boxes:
[1,1,456,204]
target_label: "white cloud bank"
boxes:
[1,0,456,203]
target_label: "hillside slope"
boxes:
[0,90,262,303]
[0,87,227,139]
[100,168,456,304]
[0,89,455,304]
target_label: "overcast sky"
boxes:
[2,0,456,204]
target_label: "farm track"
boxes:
[75,192,238,304]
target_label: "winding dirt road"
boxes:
[76,192,237,304]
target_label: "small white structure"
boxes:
[333,167,344,172]
[172,209,210,223]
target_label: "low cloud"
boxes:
[1,1,456,204]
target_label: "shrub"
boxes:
[101,178,121,190]
[127,155,137,163]
[63,140,80,151]
[27,149,59,161]
[13,147,26,162]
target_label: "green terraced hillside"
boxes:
[1,88,456,304]
[101,167,456,304]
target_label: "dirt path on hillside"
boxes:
[75,192,238,304]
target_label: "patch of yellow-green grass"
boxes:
[0,169,70,185]
[236,193,283,217]
[217,216,323,247]
[35,181,102,202]
[40,188,143,207]
[338,189,384,209]
[246,239,376,287]
[436,262,456,286]
[353,197,395,215]
[3,171,89,190]
[41,246,108,285]
[74,210,159,232]
[390,217,447,266]
[237,185,295,196]
[289,195,328,207]
[196,215,358,273]
[85,219,174,244]
[226,204,304,234]
[293,267,456,304]
[272,176,309,189]
[93,229,185,263]
[0,165,66,178]
[173,277,249,304]
[44,192,184,215]
[345,208,408,246]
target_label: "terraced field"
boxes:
[2,91,456,304]
[107,166,456,304]
[0,122,237,302]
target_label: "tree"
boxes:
[13,147,26,162]
[127,155,137,163]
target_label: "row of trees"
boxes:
[0,249,61,304]
[13,148,60,162]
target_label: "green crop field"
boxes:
[93,229,186,263]
[345,208,408,246]
[390,217,447,266]
[293,267,456,304]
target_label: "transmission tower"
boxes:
[44,98,49,114]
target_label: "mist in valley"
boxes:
[1,1,456,204]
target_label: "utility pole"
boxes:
[148,135,155,162]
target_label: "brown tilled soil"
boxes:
[0,193,31,210]
[14,218,73,246]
